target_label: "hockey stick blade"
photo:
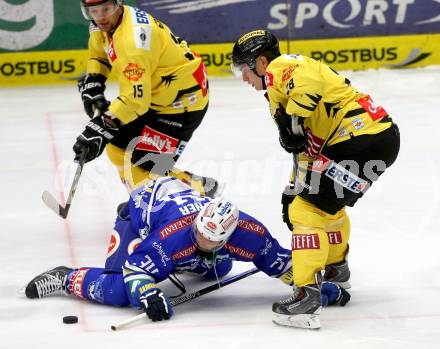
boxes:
[42,190,68,218]
[42,149,87,219]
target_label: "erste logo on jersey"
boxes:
[129,8,152,51]
[264,71,274,88]
[136,125,179,153]
[134,8,149,24]
[325,161,367,194]
[123,63,145,82]
[309,154,368,193]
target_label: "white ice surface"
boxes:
[1,67,440,349]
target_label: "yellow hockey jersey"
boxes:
[86,6,208,124]
[265,54,392,159]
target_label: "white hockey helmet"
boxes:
[193,198,239,251]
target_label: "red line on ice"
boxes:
[46,111,89,331]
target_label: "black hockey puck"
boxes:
[63,316,78,324]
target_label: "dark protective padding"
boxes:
[298,123,400,214]
[109,104,208,172]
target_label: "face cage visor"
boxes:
[81,1,120,21]
[191,223,226,253]
[231,61,258,78]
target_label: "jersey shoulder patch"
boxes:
[129,7,152,51]
[264,71,274,88]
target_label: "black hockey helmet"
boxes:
[231,30,281,73]
[80,0,123,21]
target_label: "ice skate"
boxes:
[272,284,322,329]
[25,266,71,299]
[324,260,351,289]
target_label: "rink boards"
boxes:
[0,33,439,86]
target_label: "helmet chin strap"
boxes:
[252,68,267,90]
[261,75,267,90]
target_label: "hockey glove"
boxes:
[140,288,174,322]
[281,184,295,231]
[73,114,120,163]
[321,281,351,307]
[78,74,110,118]
[274,110,307,154]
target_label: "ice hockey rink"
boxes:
[1,66,440,349]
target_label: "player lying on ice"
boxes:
[24,177,350,323]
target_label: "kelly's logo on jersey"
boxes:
[136,125,179,153]
[123,63,145,82]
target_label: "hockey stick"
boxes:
[42,149,87,219]
[291,115,303,194]
[110,268,260,331]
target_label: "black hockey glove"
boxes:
[78,74,110,118]
[321,282,351,307]
[140,288,174,322]
[274,110,307,154]
[73,114,120,163]
[281,184,295,231]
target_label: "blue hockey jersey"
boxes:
[105,177,291,307]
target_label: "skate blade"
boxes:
[272,313,321,329]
